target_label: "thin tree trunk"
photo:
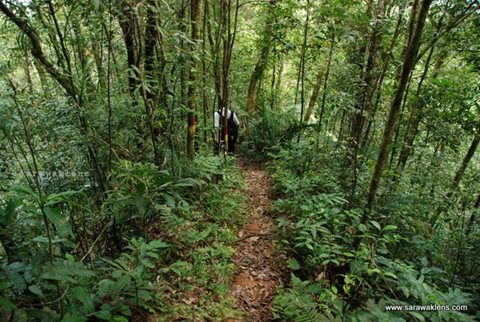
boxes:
[143,1,162,165]
[303,67,324,122]
[317,34,335,134]
[0,1,107,198]
[202,0,209,144]
[187,0,202,160]
[396,38,447,172]
[366,0,433,213]
[465,194,480,235]
[452,128,480,191]
[347,0,385,206]
[0,1,75,97]
[432,119,480,227]
[245,1,276,114]
[221,0,240,111]
[297,0,310,143]
[350,0,385,150]
[361,5,405,149]
[207,1,223,110]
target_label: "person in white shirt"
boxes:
[214,108,240,154]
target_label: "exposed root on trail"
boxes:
[228,160,286,322]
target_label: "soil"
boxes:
[227,160,286,321]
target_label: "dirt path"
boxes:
[228,160,285,321]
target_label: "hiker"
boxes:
[214,107,240,154]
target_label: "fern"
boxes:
[40,258,96,284]
[273,274,340,321]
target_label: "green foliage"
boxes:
[273,274,341,321]
[0,154,247,320]
[1,0,479,319]
[97,237,173,316]
[268,139,479,320]
[240,107,300,162]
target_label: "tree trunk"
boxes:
[396,42,447,172]
[143,0,164,165]
[221,0,240,111]
[317,34,335,133]
[206,1,223,110]
[361,6,405,150]
[465,194,480,235]
[0,1,107,198]
[245,1,276,114]
[0,1,75,97]
[366,0,433,213]
[452,128,480,191]
[117,0,139,103]
[187,0,202,160]
[296,0,310,143]
[431,125,480,228]
[350,0,385,148]
[303,67,324,122]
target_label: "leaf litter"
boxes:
[227,160,287,322]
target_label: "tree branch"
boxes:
[0,1,76,98]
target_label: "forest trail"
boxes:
[228,160,285,321]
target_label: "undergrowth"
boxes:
[266,140,478,322]
[0,156,247,321]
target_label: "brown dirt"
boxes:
[228,160,286,321]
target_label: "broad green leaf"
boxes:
[418,275,425,283]
[148,240,170,249]
[383,272,398,279]
[93,310,112,320]
[46,190,84,206]
[401,286,410,298]
[112,316,130,322]
[44,207,73,236]
[370,220,381,231]
[287,258,301,270]
[0,295,16,310]
[93,0,100,11]
[28,285,44,296]
[44,207,63,223]
[367,268,381,275]
[72,286,95,313]
[0,282,12,292]
[382,225,398,232]
[136,289,153,301]
[11,185,38,200]
[139,257,155,268]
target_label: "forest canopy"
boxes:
[0,0,479,320]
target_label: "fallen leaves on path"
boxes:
[229,160,286,321]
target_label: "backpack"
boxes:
[218,109,238,138]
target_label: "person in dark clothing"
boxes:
[214,108,240,154]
